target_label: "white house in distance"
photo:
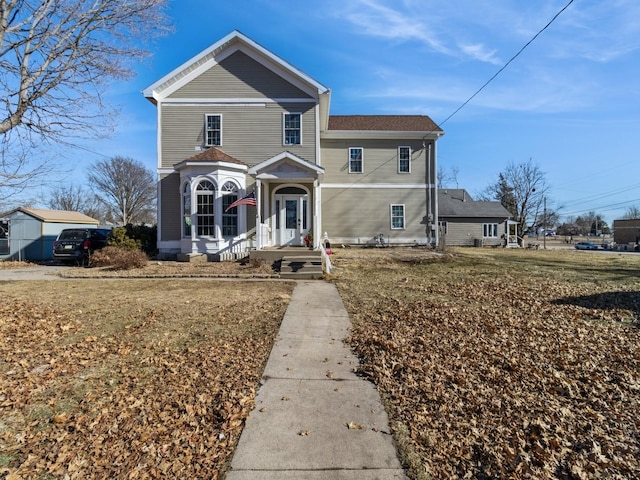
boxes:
[143,31,444,259]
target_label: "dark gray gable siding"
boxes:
[169,51,313,99]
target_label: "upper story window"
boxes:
[205,114,222,146]
[349,147,363,173]
[398,146,411,173]
[283,113,301,145]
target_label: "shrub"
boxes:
[125,223,157,256]
[90,246,148,270]
[107,227,139,250]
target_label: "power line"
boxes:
[437,0,575,128]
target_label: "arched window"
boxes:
[221,181,238,237]
[182,183,191,237]
[196,180,216,236]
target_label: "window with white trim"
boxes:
[349,147,363,173]
[221,182,238,237]
[483,223,498,238]
[196,180,216,236]
[283,113,301,145]
[182,183,191,237]
[205,114,222,146]
[390,204,405,229]
[398,146,411,173]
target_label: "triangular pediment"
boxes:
[249,152,324,180]
[143,31,329,103]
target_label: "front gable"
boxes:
[249,151,324,181]
[144,30,329,104]
[170,50,314,100]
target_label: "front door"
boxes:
[275,194,309,246]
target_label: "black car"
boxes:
[53,228,111,264]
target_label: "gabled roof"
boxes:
[328,115,442,133]
[187,147,247,165]
[439,189,511,218]
[174,147,248,171]
[248,151,324,180]
[1,207,99,224]
[143,30,330,103]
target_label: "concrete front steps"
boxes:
[250,248,324,280]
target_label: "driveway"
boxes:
[0,264,67,281]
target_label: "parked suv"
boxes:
[53,228,111,264]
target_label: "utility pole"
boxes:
[543,196,547,250]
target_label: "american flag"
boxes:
[225,191,256,212]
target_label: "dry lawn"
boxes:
[330,247,640,480]
[0,278,293,479]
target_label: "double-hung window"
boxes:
[349,147,363,173]
[221,182,239,237]
[205,114,222,146]
[398,146,411,173]
[283,113,301,145]
[483,223,498,238]
[196,180,216,236]
[390,204,405,229]
[182,183,191,237]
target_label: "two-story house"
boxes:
[143,31,444,259]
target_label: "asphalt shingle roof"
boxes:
[186,147,247,165]
[438,189,511,218]
[328,115,443,132]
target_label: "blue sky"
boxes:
[58,0,640,225]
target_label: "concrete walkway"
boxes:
[226,281,407,480]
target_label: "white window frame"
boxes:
[483,223,498,238]
[196,180,216,237]
[398,146,411,174]
[390,204,405,230]
[205,114,222,147]
[283,112,302,145]
[221,182,239,237]
[349,147,364,174]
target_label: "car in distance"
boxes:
[53,228,111,264]
[574,241,598,250]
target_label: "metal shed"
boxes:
[0,207,99,261]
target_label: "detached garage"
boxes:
[0,208,99,261]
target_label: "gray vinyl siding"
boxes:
[160,102,317,168]
[320,139,432,184]
[159,172,181,241]
[169,51,313,100]
[322,187,427,242]
[441,218,507,247]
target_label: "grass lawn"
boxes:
[0,278,293,479]
[331,247,640,479]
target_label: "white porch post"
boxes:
[314,178,321,248]
[255,179,262,250]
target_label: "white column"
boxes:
[255,179,262,250]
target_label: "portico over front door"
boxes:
[274,187,309,246]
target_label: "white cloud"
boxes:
[459,43,501,65]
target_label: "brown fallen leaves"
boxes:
[0,279,293,479]
[335,247,640,479]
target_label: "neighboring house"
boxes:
[0,207,99,261]
[612,219,640,246]
[438,189,513,247]
[143,31,444,259]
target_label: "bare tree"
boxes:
[437,165,459,189]
[0,0,171,202]
[88,156,156,225]
[622,205,640,220]
[46,184,105,220]
[480,159,549,235]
